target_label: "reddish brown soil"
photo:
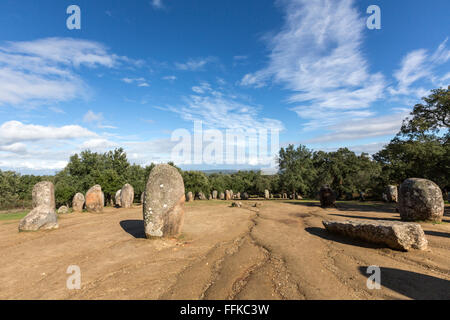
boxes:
[0,200,449,300]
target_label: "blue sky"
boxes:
[0,0,449,173]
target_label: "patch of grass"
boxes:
[0,211,28,221]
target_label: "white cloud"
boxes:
[80,138,117,150]
[151,0,164,10]
[240,0,385,130]
[192,82,212,94]
[0,142,27,154]
[306,112,408,143]
[122,77,149,87]
[0,37,136,107]
[162,75,177,81]
[83,110,103,123]
[175,57,216,71]
[0,121,96,146]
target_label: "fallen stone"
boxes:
[322,219,428,251]
[143,164,185,239]
[231,201,242,208]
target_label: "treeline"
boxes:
[0,87,448,209]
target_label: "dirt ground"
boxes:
[0,200,449,300]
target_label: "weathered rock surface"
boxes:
[320,185,336,208]
[121,184,134,209]
[264,190,270,200]
[115,189,122,207]
[398,178,444,222]
[19,181,58,231]
[58,206,69,214]
[212,190,218,199]
[197,192,207,200]
[231,201,242,208]
[86,185,104,213]
[31,181,56,210]
[387,185,398,203]
[219,192,225,200]
[225,190,231,200]
[236,192,241,199]
[186,192,194,202]
[72,193,85,213]
[143,164,185,239]
[322,219,428,251]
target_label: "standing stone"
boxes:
[197,192,207,200]
[115,189,122,207]
[208,194,212,200]
[225,190,231,200]
[241,192,249,200]
[236,192,241,200]
[121,183,134,209]
[283,193,288,199]
[386,185,398,203]
[212,190,218,199]
[296,194,303,200]
[72,193,85,213]
[220,192,225,200]
[143,164,185,239]
[19,181,58,231]
[141,193,144,205]
[399,178,444,223]
[86,185,104,213]
[186,192,194,202]
[264,190,270,200]
[230,190,234,199]
[58,206,69,214]
[320,185,336,208]
[382,193,388,202]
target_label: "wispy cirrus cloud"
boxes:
[241,0,385,131]
[122,77,150,87]
[175,57,217,71]
[166,83,284,132]
[389,38,450,98]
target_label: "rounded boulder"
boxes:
[399,178,444,222]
